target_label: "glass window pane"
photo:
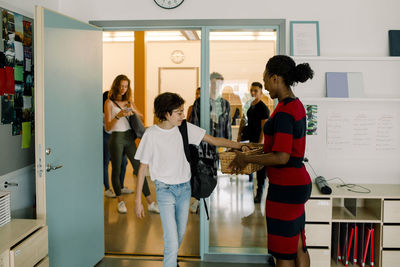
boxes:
[208,29,277,253]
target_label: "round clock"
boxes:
[171,50,185,64]
[153,0,184,9]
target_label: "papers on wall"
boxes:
[0,7,34,139]
[327,110,398,158]
[14,14,23,42]
[4,66,14,94]
[1,94,14,124]
[22,121,31,148]
[23,96,31,109]
[14,65,23,81]
[14,41,23,65]
[305,104,318,135]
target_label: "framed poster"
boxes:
[290,21,320,56]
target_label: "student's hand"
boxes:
[135,201,145,219]
[229,150,247,174]
[117,109,130,118]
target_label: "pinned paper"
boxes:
[14,14,23,42]
[14,41,23,65]
[5,66,15,94]
[14,65,23,82]
[14,83,23,108]
[1,95,14,124]
[0,68,5,95]
[22,122,31,148]
[25,58,31,72]
[23,96,32,109]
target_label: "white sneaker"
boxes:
[190,200,200,214]
[104,189,116,198]
[148,202,160,213]
[121,187,134,194]
[118,201,127,214]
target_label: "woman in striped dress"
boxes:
[231,55,314,267]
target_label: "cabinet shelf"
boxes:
[332,207,381,223]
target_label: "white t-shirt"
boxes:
[135,122,206,184]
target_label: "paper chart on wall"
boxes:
[326,110,398,158]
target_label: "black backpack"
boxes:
[178,120,217,220]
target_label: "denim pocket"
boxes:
[155,180,170,191]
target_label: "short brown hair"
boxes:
[154,92,185,121]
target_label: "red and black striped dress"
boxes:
[263,97,312,260]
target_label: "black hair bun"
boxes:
[294,63,314,83]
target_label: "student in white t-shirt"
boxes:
[134,92,247,267]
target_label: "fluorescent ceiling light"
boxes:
[103,30,276,42]
[103,31,134,42]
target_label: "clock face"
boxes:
[153,0,184,9]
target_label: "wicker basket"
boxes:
[220,144,264,174]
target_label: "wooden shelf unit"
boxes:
[306,183,400,267]
[0,219,48,267]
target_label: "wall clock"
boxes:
[153,0,184,9]
[170,50,185,64]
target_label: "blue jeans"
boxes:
[103,131,127,190]
[155,180,191,267]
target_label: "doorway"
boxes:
[102,29,202,257]
[102,27,279,260]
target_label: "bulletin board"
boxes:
[0,7,34,176]
[303,99,400,184]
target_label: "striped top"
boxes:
[263,97,311,187]
[262,97,312,260]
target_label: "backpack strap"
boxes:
[178,119,190,163]
[178,120,211,220]
[111,100,132,125]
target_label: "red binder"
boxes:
[370,228,375,266]
[353,225,358,264]
[362,229,372,267]
[345,227,354,266]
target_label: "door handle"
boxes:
[4,181,18,188]
[46,164,63,172]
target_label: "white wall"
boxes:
[146,41,201,125]
[0,0,59,17]
[58,0,400,56]
[102,42,134,92]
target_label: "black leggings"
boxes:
[109,130,150,197]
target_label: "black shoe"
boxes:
[254,193,261,203]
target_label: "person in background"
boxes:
[230,55,314,267]
[134,92,247,267]
[237,82,270,203]
[104,74,159,214]
[189,72,231,213]
[103,91,130,198]
[186,87,200,122]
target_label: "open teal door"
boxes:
[34,7,104,267]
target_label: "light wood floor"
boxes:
[96,256,272,267]
[104,164,267,256]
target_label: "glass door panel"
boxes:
[207,28,277,254]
